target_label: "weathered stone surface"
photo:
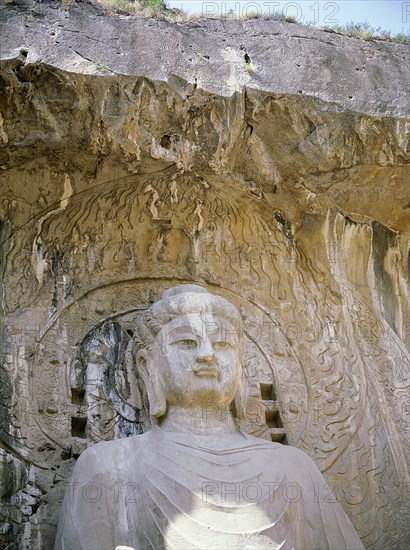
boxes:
[1,0,408,116]
[0,1,409,549]
[55,286,364,549]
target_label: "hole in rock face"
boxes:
[270,430,287,444]
[160,134,172,149]
[259,384,287,444]
[260,383,276,400]
[71,388,85,405]
[71,417,87,438]
[61,448,71,460]
[244,52,251,64]
[265,409,284,429]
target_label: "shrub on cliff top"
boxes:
[326,21,409,43]
[97,0,167,17]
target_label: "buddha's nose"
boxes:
[196,339,215,362]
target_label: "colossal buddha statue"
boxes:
[55,285,364,549]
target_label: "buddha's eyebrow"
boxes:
[167,326,201,337]
[203,321,237,336]
[167,321,238,339]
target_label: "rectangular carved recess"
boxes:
[269,429,287,443]
[260,383,276,400]
[260,383,287,444]
[71,388,85,405]
[265,409,284,429]
[71,417,87,438]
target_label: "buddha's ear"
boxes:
[233,366,247,420]
[136,349,166,418]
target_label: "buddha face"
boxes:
[149,313,242,410]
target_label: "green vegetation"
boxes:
[394,33,410,43]
[97,0,167,17]
[325,21,410,43]
[244,61,255,74]
[145,0,165,12]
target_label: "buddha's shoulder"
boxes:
[275,443,318,467]
[74,431,151,471]
[244,433,320,470]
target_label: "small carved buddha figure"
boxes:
[55,285,364,550]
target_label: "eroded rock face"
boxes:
[0,1,409,548]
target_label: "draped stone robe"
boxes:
[54,427,364,550]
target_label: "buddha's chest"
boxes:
[118,444,306,550]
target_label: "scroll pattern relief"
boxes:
[324,210,409,466]
[321,210,410,547]
[1,174,408,548]
[3,172,302,313]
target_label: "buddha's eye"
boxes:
[172,339,198,350]
[213,341,232,350]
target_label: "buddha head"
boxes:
[134,284,247,419]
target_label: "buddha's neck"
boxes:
[158,406,238,435]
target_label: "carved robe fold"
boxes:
[54,427,364,550]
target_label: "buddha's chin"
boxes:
[189,384,235,407]
[166,385,233,410]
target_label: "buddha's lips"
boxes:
[192,365,220,378]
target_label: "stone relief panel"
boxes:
[0,173,408,548]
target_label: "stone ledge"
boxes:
[0,0,409,117]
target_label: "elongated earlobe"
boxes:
[233,368,247,420]
[136,350,166,418]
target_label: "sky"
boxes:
[167,0,410,35]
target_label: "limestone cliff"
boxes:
[0,1,409,548]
